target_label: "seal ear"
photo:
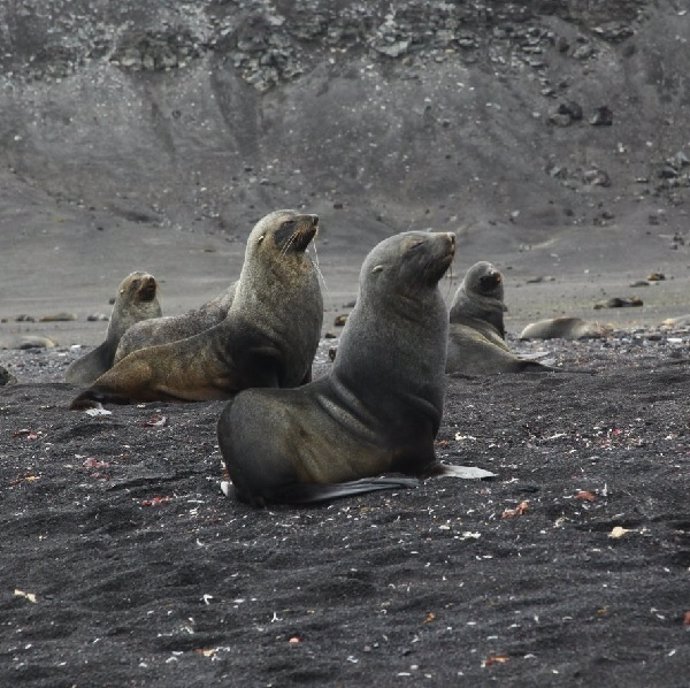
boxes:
[371,265,384,274]
[257,235,265,244]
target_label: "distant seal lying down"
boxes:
[519,317,612,340]
[445,261,555,375]
[70,210,323,408]
[65,271,161,386]
[218,231,495,507]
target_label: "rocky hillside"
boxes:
[0,0,688,254]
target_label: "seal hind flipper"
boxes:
[277,477,421,504]
[70,387,137,410]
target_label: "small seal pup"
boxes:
[114,282,236,362]
[217,231,495,507]
[70,210,322,408]
[65,271,161,386]
[519,317,612,340]
[446,262,552,374]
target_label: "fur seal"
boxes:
[217,231,495,507]
[65,272,161,386]
[662,315,690,329]
[114,282,236,362]
[446,262,553,374]
[70,210,323,408]
[519,317,612,340]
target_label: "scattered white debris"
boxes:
[84,407,111,417]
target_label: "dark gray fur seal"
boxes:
[70,210,322,408]
[446,262,552,374]
[65,272,161,386]
[114,282,236,363]
[519,317,612,340]
[217,231,495,507]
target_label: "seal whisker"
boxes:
[280,229,299,258]
[444,264,456,300]
[309,236,329,295]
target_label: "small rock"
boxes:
[328,347,337,362]
[646,272,665,282]
[15,314,36,322]
[87,313,110,322]
[548,112,571,127]
[583,169,611,187]
[39,312,78,322]
[557,101,583,121]
[0,365,17,386]
[629,280,649,288]
[334,314,348,327]
[590,106,613,126]
[658,166,679,179]
[667,151,689,169]
[572,44,594,60]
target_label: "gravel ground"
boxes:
[1,330,689,688]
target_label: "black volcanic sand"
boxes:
[1,334,689,688]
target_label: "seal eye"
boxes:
[280,220,296,231]
[408,240,424,252]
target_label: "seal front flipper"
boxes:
[221,476,421,506]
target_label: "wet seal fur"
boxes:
[114,283,236,362]
[65,272,161,386]
[446,261,554,374]
[217,231,495,507]
[519,317,612,340]
[70,210,323,408]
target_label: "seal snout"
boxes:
[439,232,456,264]
[480,272,502,290]
[139,276,158,301]
[291,214,319,251]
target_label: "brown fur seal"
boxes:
[70,210,322,408]
[65,272,161,386]
[446,262,553,374]
[114,282,236,362]
[217,231,495,507]
[519,317,612,340]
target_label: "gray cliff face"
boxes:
[0,1,687,253]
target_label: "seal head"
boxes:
[65,271,161,386]
[449,261,506,338]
